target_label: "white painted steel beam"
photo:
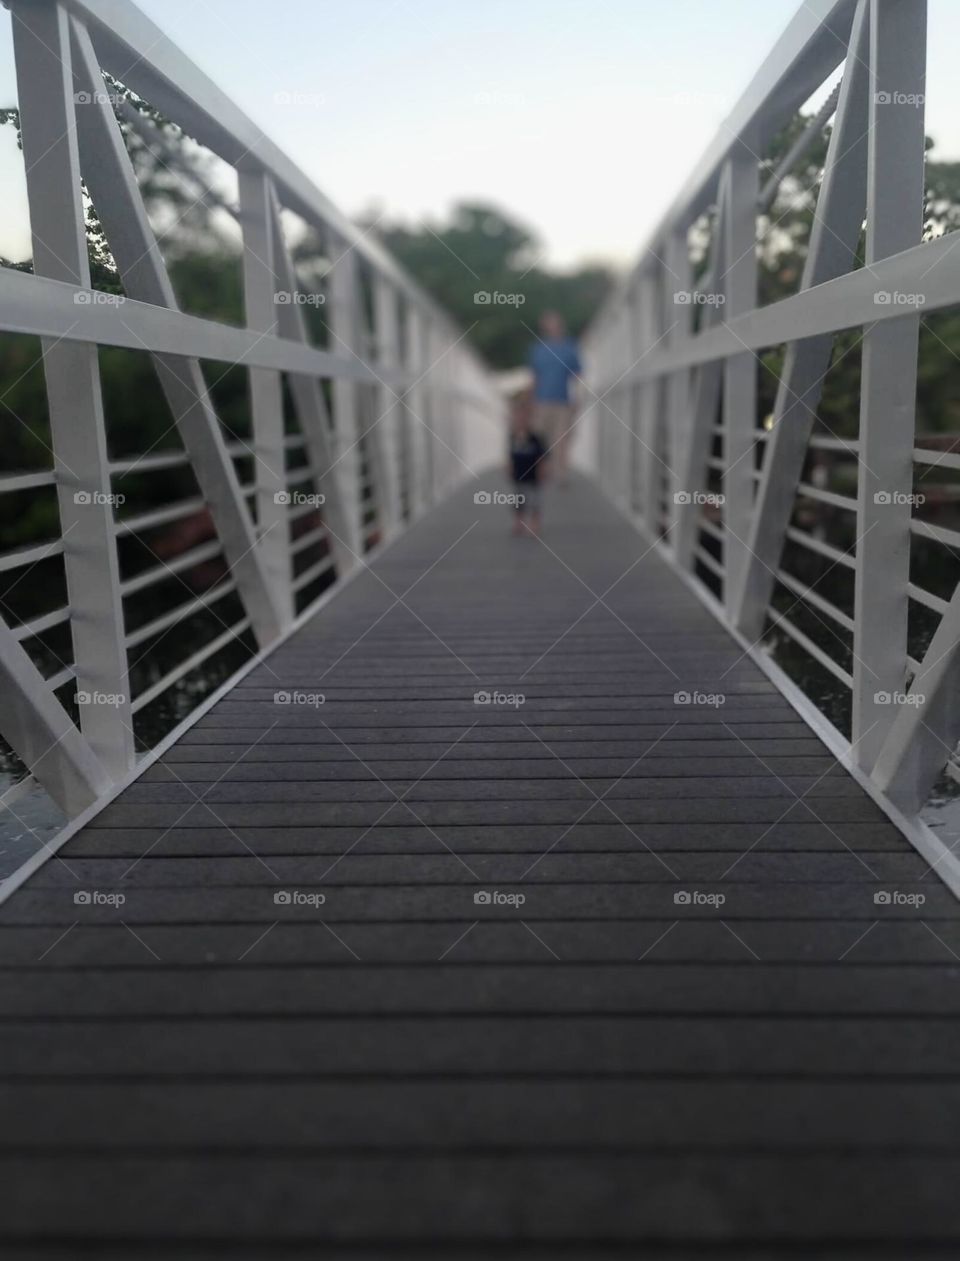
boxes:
[851,0,927,771]
[12,0,134,780]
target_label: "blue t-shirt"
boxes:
[529,336,582,403]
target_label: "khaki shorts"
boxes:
[533,402,574,454]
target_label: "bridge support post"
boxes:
[13,2,135,779]
[851,0,927,770]
[662,230,692,543]
[372,278,404,538]
[720,140,758,615]
[327,238,365,559]
[238,168,294,627]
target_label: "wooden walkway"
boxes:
[2,475,960,1256]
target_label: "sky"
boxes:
[2,0,959,271]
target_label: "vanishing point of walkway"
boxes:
[2,475,960,1254]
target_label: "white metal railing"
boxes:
[580,0,960,891]
[0,0,502,819]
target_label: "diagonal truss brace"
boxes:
[69,18,285,648]
[729,0,871,638]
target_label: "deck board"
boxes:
[2,474,959,1255]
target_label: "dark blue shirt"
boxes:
[529,336,582,403]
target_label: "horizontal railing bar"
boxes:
[45,664,75,692]
[129,617,252,714]
[124,578,237,648]
[114,496,207,536]
[796,482,857,511]
[913,447,960,471]
[0,539,64,572]
[0,470,56,494]
[699,518,724,544]
[291,555,336,591]
[771,611,853,687]
[693,545,724,579]
[289,527,326,557]
[110,450,189,475]
[288,498,322,524]
[910,518,960,552]
[774,567,855,632]
[12,605,72,642]
[597,232,960,390]
[906,582,949,616]
[120,540,224,596]
[784,526,856,570]
[0,268,410,388]
[809,436,859,453]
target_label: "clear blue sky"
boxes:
[2,0,958,268]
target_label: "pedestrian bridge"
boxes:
[2,0,960,1253]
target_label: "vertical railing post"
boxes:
[12,1,134,780]
[663,229,692,543]
[639,273,664,537]
[404,305,430,517]
[327,235,364,559]
[238,167,293,626]
[852,0,927,770]
[721,139,759,615]
[372,275,403,537]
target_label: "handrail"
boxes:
[581,0,960,894]
[0,0,503,819]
